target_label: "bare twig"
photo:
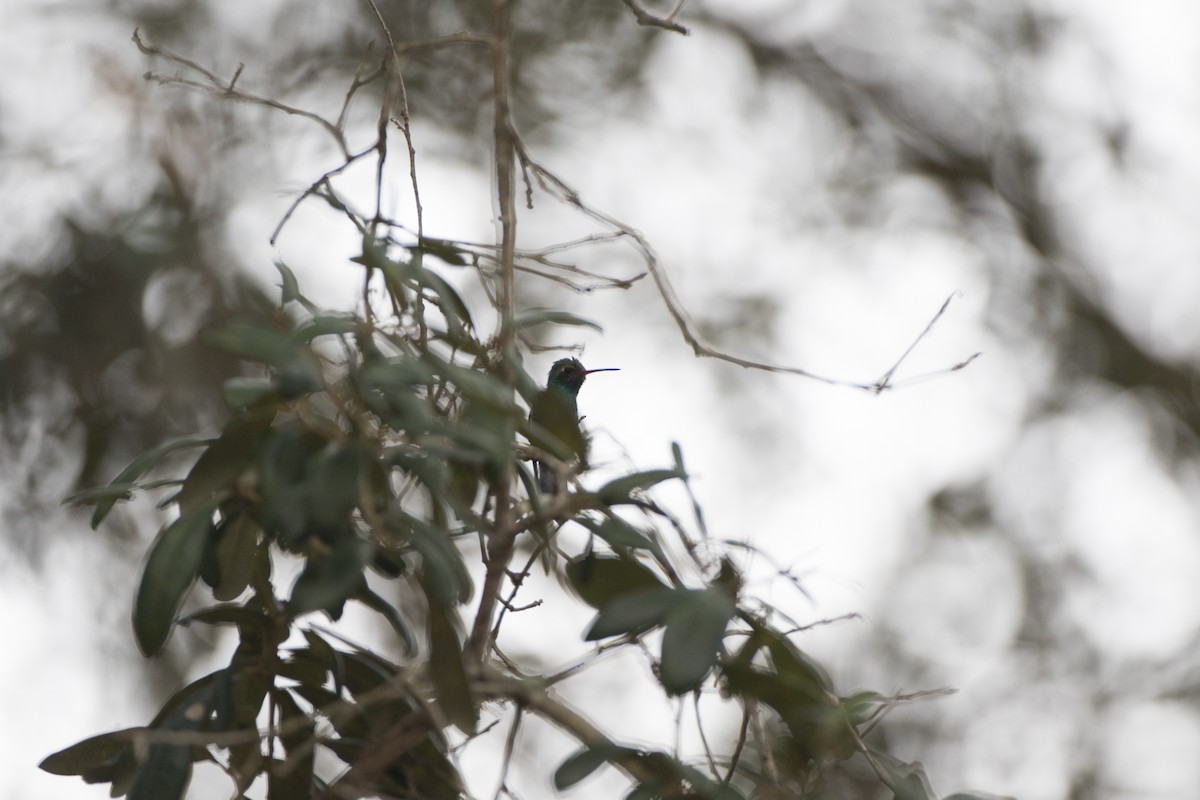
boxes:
[492,707,523,800]
[620,0,690,34]
[133,28,350,157]
[867,291,980,393]
[694,692,720,778]
[270,147,376,244]
[511,145,977,393]
[723,705,752,785]
[468,0,521,662]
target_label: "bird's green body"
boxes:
[529,358,617,494]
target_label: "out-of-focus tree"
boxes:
[10,1,1199,798]
[33,2,1007,800]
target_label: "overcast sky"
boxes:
[6,1,1200,799]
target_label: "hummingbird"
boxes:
[529,358,618,495]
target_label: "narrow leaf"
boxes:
[584,516,656,550]
[427,601,477,734]
[553,744,628,790]
[354,587,417,656]
[658,589,735,694]
[287,538,374,619]
[515,309,603,333]
[64,434,212,529]
[39,729,137,776]
[565,554,668,610]
[584,587,681,640]
[870,752,937,800]
[128,744,191,800]
[597,469,682,505]
[134,499,221,656]
[222,377,276,409]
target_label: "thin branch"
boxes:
[512,145,976,392]
[620,0,690,34]
[133,28,350,157]
[336,40,384,131]
[492,707,523,800]
[867,291,979,393]
[468,0,521,662]
[723,705,751,785]
[694,692,720,779]
[270,146,377,244]
[491,541,547,641]
[747,697,778,782]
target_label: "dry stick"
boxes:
[315,709,437,800]
[747,697,778,782]
[694,692,721,779]
[723,706,752,786]
[477,667,662,787]
[870,290,975,391]
[336,40,384,132]
[270,148,376,244]
[467,0,521,663]
[621,0,690,34]
[363,1,427,239]
[665,0,690,25]
[492,707,523,800]
[490,540,547,641]
[516,150,979,393]
[364,0,400,229]
[132,29,350,158]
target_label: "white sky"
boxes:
[5,1,1200,799]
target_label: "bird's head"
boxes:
[547,358,618,395]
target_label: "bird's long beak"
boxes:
[584,368,620,375]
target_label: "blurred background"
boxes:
[5,0,1200,798]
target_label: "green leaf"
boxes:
[658,589,735,694]
[584,587,681,640]
[354,586,417,656]
[401,511,473,607]
[419,267,476,340]
[178,411,273,516]
[287,538,374,620]
[870,751,937,800]
[39,729,137,777]
[203,318,300,367]
[596,468,683,505]
[257,425,327,548]
[515,309,603,333]
[583,516,657,551]
[222,377,277,409]
[128,673,222,800]
[672,440,708,538]
[427,600,477,734]
[134,498,221,656]
[625,784,660,800]
[128,743,191,800]
[269,690,315,800]
[305,441,366,533]
[427,353,514,412]
[212,514,260,602]
[179,603,270,632]
[414,237,468,266]
[842,690,885,725]
[553,744,628,790]
[64,434,213,528]
[564,553,668,610]
[293,314,360,342]
[275,261,304,306]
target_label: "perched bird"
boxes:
[528,358,618,495]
